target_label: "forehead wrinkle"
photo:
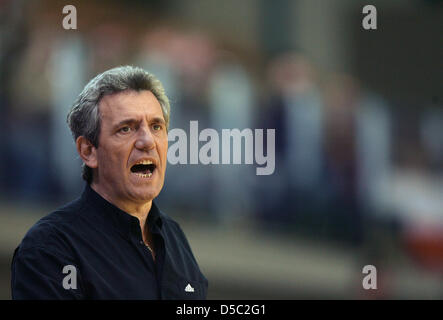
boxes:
[100,90,165,127]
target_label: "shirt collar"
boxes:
[81,183,164,240]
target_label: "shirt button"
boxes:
[139,241,143,245]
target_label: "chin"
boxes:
[133,188,160,202]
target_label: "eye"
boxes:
[119,126,132,133]
[152,124,162,131]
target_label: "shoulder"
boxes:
[15,196,85,257]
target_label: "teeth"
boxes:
[135,172,153,178]
[135,160,153,165]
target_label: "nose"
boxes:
[134,125,155,151]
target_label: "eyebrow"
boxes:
[113,117,166,130]
[151,117,166,125]
[113,118,139,130]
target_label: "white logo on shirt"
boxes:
[185,283,195,292]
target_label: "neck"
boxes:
[90,183,153,236]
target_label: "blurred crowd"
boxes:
[0,1,442,267]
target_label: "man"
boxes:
[11,66,208,299]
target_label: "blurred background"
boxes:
[0,0,442,299]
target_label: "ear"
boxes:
[76,136,98,169]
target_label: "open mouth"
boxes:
[130,160,156,178]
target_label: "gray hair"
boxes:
[66,65,170,184]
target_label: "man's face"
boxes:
[92,90,168,205]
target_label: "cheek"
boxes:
[97,146,126,171]
[160,141,168,170]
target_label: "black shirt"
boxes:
[11,184,208,299]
